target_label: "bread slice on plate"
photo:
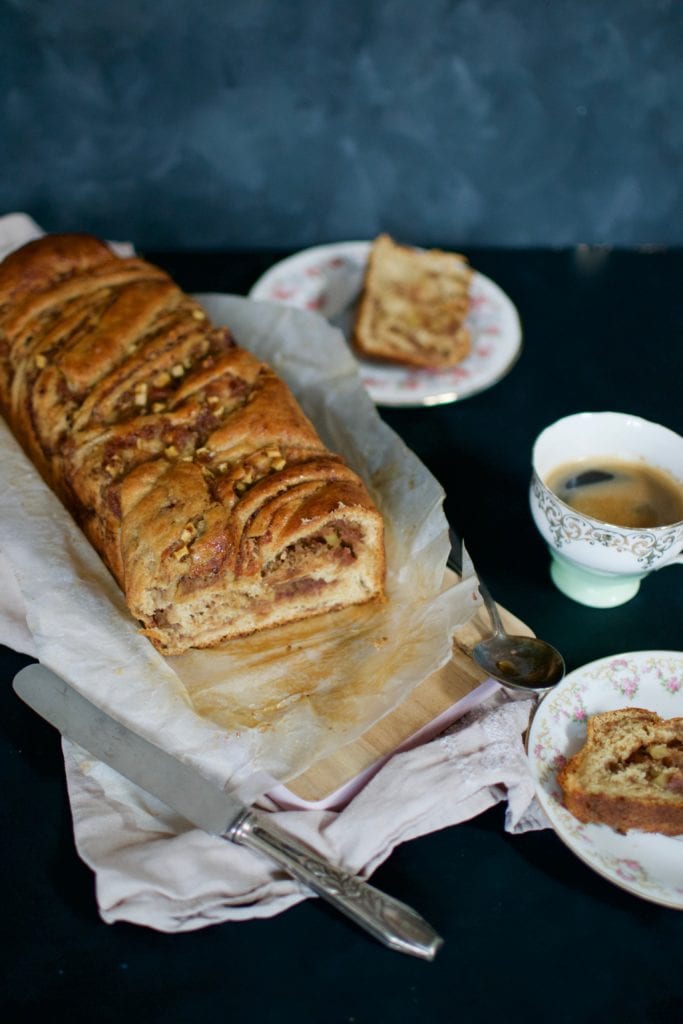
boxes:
[352,234,473,370]
[558,707,683,836]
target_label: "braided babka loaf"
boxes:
[0,234,385,654]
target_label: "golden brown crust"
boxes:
[352,234,472,369]
[557,708,683,836]
[0,234,385,654]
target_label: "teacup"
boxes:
[530,412,683,607]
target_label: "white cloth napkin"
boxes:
[1,214,550,933]
[2,543,549,932]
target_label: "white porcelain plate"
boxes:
[248,240,522,407]
[528,650,683,909]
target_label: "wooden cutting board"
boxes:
[280,601,533,804]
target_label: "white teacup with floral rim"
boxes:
[530,412,683,607]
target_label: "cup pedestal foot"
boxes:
[549,550,646,608]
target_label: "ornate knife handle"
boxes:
[227,810,443,961]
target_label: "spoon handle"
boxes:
[475,576,507,638]
[446,530,506,638]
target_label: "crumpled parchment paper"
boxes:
[0,214,479,804]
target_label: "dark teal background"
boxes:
[2,0,683,249]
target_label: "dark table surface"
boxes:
[3,247,682,1023]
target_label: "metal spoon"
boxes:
[447,537,565,695]
[470,575,566,695]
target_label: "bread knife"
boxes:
[13,663,443,960]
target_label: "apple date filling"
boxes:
[150,523,365,636]
[612,739,683,793]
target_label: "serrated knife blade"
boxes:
[13,663,442,960]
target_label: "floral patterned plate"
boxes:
[528,650,683,909]
[248,241,522,407]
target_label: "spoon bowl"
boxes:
[447,538,565,695]
[472,576,565,694]
[472,632,566,692]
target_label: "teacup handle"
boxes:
[657,548,683,569]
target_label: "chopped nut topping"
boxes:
[265,447,281,459]
[195,446,213,462]
[234,467,256,490]
[180,525,196,543]
[34,353,48,369]
[272,457,286,471]
[152,401,166,413]
[136,438,162,453]
[173,545,190,561]
[153,370,172,388]
[134,383,148,406]
[164,445,178,458]
[216,462,228,474]
[192,309,206,320]
[207,394,221,407]
[171,364,185,378]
